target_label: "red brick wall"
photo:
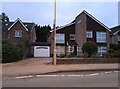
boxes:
[8,21,29,44]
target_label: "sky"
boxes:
[1,1,119,28]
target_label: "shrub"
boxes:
[2,43,23,63]
[59,52,65,58]
[82,41,98,57]
[67,52,76,58]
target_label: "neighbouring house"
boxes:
[2,18,36,56]
[110,25,120,44]
[47,10,110,57]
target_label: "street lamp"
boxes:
[53,0,56,65]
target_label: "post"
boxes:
[53,0,56,65]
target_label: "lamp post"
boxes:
[53,0,56,65]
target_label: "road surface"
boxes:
[2,71,119,87]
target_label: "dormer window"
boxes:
[70,34,75,40]
[15,30,22,37]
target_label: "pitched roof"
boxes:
[81,10,110,31]
[50,22,75,32]
[50,10,110,32]
[2,18,34,33]
[8,18,29,31]
[110,25,120,35]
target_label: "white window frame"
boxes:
[15,30,22,37]
[56,33,65,43]
[68,46,74,52]
[86,31,93,38]
[96,32,106,43]
[70,34,75,40]
[98,46,107,56]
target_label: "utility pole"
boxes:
[53,0,56,65]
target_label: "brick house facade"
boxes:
[47,10,110,57]
[2,18,36,56]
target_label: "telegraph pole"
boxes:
[53,0,56,65]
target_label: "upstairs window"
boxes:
[86,31,93,38]
[70,34,75,40]
[56,33,65,43]
[15,30,22,37]
[96,32,106,43]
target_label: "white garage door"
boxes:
[34,46,50,57]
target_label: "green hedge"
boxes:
[2,43,23,63]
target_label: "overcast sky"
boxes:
[1,1,119,28]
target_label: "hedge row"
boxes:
[57,58,120,64]
[2,43,23,63]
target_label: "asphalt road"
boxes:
[2,71,119,87]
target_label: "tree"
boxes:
[82,41,98,57]
[2,12,9,22]
[35,25,51,42]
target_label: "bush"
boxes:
[2,43,23,63]
[82,41,98,57]
[59,54,65,58]
[109,44,120,58]
[110,44,120,50]
[67,52,76,58]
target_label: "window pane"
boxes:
[56,34,65,43]
[96,32,106,43]
[70,34,75,40]
[15,31,22,37]
[86,31,93,38]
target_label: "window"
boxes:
[98,46,107,53]
[96,32,106,43]
[56,33,65,43]
[77,46,82,52]
[70,34,75,40]
[15,30,22,37]
[86,31,93,38]
[68,46,74,52]
[118,35,120,41]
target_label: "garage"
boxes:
[32,42,51,57]
[34,46,50,57]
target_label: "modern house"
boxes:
[2,18,36,56]
[47,10,110,57]
[110,25,120,44]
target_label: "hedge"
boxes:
[2,43,23,63]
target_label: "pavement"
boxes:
[1,58,119,77]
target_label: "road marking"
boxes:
[104,71,113,74]
[100,72,104,74]
[114,71,119,73]
[85,73,99,76]
[13,71,118,79]
[36,75,58,77]
[67,75,84,77]
[36,74,84,77]
[15,75,33,79]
